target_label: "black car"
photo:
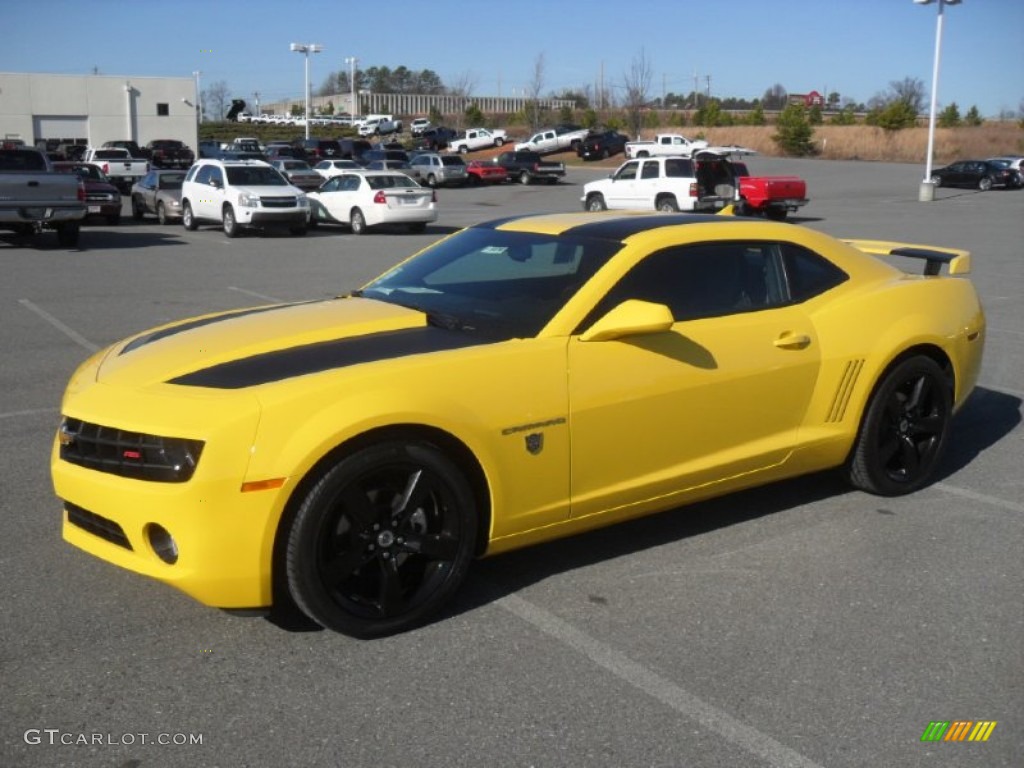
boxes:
[576,130,630,161]
[413,126,459,151]
[336,138,374,162]
[292,138,343,161]
[930,159,1018,191]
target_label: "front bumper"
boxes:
[52,378,284,608]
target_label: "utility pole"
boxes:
[705,74,711,102]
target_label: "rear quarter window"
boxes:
[780,243,849,302]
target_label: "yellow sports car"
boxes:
[52,212,985,638]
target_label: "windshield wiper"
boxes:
[426,311,475,332]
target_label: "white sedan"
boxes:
[312,159,364,180]
[307,171,438,234]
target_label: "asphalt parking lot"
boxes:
[2,159,1021,768]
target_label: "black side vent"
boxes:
[65,503,133,550]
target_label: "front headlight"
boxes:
[237,192,259,208]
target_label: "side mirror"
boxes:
[580,300,675,342]
[210,178,222,189]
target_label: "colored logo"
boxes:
[921,721,997,742]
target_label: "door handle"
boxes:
[773,332,811,349]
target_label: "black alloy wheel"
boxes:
[285,441,478,638]
[848,356,952,496]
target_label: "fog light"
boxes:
[146,524,178,564]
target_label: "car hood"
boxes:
[96,297,436,388]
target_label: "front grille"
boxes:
[65,502,133,550]
[59,417,204,483]
[260,196,297,208]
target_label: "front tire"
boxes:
[519,171,531,185]
[586,194,607,212]
[930,175,943,188]
[132,197,145,221]
[156,202,168,225]
[182,202,198,230]
[285,441,478,638]
[847,356,952,496]
[222,205,239,238]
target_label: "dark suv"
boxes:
[336,138,373,162]
[293,138,343,161]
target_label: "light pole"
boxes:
[290,42,323,140]
[344,56,358,118]
[915,0,962,202]
[193,70,202,123]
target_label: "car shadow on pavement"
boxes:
[450,384,1021,628]
[262,391,1019,636]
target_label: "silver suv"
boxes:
[407,153,467,188]
[181,159,310,237]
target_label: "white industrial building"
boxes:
[0,72,198,151]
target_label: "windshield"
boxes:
[158,173,186,188]
[360,227,620,337]
[225,166,288,186]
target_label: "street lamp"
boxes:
[193,70,202,123]
[290,42,323,139]
[344,56,358,119]
[915,0,962,202]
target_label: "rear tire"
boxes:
[847,356,952,496]
[978,176,993,191]
[656,196,679,212]
[56,223,80,247]
[350,208,367,235]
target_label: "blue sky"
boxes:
[2,0,1021,118]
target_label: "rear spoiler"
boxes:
[842,239,971,276]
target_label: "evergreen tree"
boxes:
[772,104,816,156]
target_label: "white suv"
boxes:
[181,159,310,237]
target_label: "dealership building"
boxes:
[0,72,198,151]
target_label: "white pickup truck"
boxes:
[624,133,709,159]
[448,128,508,154]
[82,147,149,190]
[514,124,591,154]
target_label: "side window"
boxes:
[614,161,639,181]
[194,165,213,185]
[640,161,660,180]
[581,242,789,328]
[779,243,848,302]
[664,158,693,178]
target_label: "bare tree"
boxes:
[887,77,927,114]
[204,80,230,121]
[622,48,653,139]
[761,83,788,111]
[527,53,546,130]
[447,70,478,128]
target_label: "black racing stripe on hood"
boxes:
[120,301,320,355]
[559,214,727,241]
[168,326,496,389]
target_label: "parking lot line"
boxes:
[498,592,825,768]
[18,298,98,352]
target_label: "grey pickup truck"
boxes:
[0,143,86,247]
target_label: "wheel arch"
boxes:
[270,422,493,611]
[847,342,955,455]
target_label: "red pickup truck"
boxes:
[730,160,808,221]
